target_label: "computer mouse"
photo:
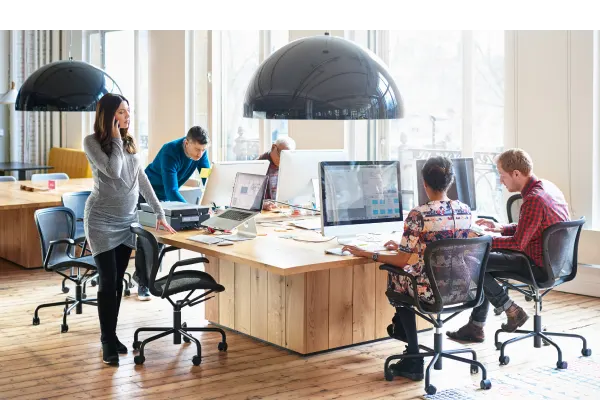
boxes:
[342,250,351,256]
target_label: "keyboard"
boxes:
[219,209,252,221]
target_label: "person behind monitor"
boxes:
[341,156,473,381]
[133,126,210,300]
[257,136,296,211]
[446,148,570,343]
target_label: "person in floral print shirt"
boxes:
[343,156,473,382]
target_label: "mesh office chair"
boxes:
[31,172,70,181]
[381,236,493,395]
[506,194,523,224]
[130,223,227,365]
[0,176,16,182]
[493,218,591,369]
[33,207,98,333]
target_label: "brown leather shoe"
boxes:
[446,322,485,343]
[501,303,529,332]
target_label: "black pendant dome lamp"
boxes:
[15,31,121,112]
[243,32,404,120]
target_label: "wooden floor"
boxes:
[1,258,599,400]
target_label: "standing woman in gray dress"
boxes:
[83,93,175,365]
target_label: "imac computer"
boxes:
[276,149,348,207]
[200,160,270,208]
[319,161,403,239]
[415,157,477,210]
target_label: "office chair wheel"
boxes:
[525,296,533,302]
[132,340,141,350]
[90,279,97,287]
[499,355,510,365]
[192,355,201,366]
[60,324,68,333]
[82,293,87,299]
[480,379,492,390]
[384,368,394,381]
[218,342,228,352]
[556,361,568,369]
[495,341,502,351]
[62,287,70,293]
[582,348,592,357]
[129,282,135,289]
[183,336,191,344]
[124,289,131,297]
[470,365,479,374]
[425,385,437,395]
[134,355,145,365]
[32,317,40,325]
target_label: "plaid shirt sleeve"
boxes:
[501,224,517,236]
[493,197,543,252]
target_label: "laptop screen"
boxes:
[230,173,268,212]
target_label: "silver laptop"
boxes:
[200,172,268,232]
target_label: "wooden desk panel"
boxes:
[159,219,433,355]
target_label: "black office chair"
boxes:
[61,191,134,297]
[130,223,227,365]
[33,207,98,333]
[381,236,493,395]
[493,218,591,369]
[506,194,523,224]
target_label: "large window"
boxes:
[375,30,505,216]
[87,30,149,164]
[194,30,289,162]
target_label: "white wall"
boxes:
[506,30,600,293]
[506,31,597,226]
[148,30,188,162]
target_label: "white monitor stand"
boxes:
[220,217,258,242]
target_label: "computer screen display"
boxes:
[230,173,268,212]
[415,158,477,210]
[320,161,403,227]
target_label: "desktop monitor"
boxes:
[200,160,270,208]
[319,161,404,238]
[415,157,477,210]
[276,149,348,207]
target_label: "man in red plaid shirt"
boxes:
[447,149,570,343]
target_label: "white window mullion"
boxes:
[462,30,474,158]
[259,30,268,154]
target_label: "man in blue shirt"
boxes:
[133,126,210,300]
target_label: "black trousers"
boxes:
[93,244,133,342]
[135,194,164,287]
[470,252,545,323]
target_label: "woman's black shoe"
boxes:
[115,336,128,354]
[389,357,424,381]
[102,342,119,365]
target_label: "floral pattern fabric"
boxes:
[387,200,472,306]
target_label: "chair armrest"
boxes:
[44,238,76,271]
[157,245,180,267]
[493,249,539,287]
[379,264,430,314]
[162,256,209,298]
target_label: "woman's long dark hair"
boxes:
[93,93,137,155]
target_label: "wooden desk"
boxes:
[0,178,197,268]
[0,178,95,268]
[154,215,432,355]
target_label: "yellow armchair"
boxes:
[47,147,92,179]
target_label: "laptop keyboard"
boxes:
[219,209,252,221]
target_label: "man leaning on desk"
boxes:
[133,126,210,300]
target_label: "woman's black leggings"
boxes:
[396,307,419,354]
[93,244,133,293]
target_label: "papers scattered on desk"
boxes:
[188,235,225,245]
